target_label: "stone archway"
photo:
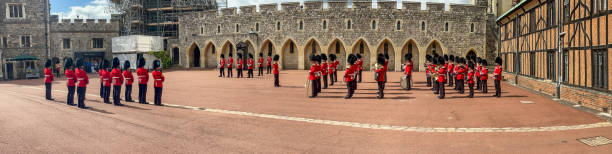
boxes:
[425,40,444,57]
[281,39,298,69]
[376,39,396,71]
[221,41,234,60]
[187,43,201,68]
[303,39,322,69]
[351,39,370,71]
[204,42,217,68]
[260,40,276,58]
[466,50,477,59]
[328,39,347,71]
[244,40,256,59]
[401,40,419,72]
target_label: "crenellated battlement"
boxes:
[49,15,120,33]
[259,3,277,13]
[303,1,323,10]
[239,5,256,14]
[376,1,396,9]
[426,2,445,12]
[281,2,300,12]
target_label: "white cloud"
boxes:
[52,0,115,21]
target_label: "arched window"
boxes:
[200,26,204,34]
[335,42,340,54]
[299,21,303,30]
[323,20,327,30]
[396,21,401,30]
[211,45,216,54]
[267,42,272,54]
[255,23,259,31]
[470,23,475,32]
[289,42,294,53]
[421,21,426,31]
[384,42,388,55]
[229,44,233,55]
[235,24,239,33]
[347,20,351,30]
[445,22,449,32]
[371,20,376,30]
[277,22,281,31]
[408,44,412,54]
[359,42,364,54]
[217,25,220,33]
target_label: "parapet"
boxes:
[327,0,348,9]
[281,2,301,12]
[221,7,237,15]
[74,19,84,24]
[352,1,372,9]
[240,5,256,14]
[426,2,445,11]
[86,19,95,23]
[303,1,323,10]
[450,3,484,13]
[50,15,59,23]
[402,1,420,10]
[377,1,396,9]
[259,3,278,13]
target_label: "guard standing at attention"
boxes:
[236,53,243,78]
[328,54,336,86]
[375,55,386,99]
[101,60,112,104]
[258,53,264,76]
[273,55,280,87]
[315,55,322,93]
[476,57,482,90]
[493,57,503,97]
[467,61,475,98]
[247,53,254,78]
[110,58,124,106]
[404,53,413,90]
[356,54,363,83]
[437,56,447,99]
[267,53,273,74]
[480,60,489,93]
[344,54,358,99]
[64,58,76,106]
[152,60,165,106]
[219,54,225,77]
[320,54,328,89]
[75,59,89,109]
[456,58,466,94]
[425,55,433,87]
[44,59,55,100]
[99,60,106,98]
[123,60,135,102]
[384,54,389,84]
[308,54,318,98]
[448,55,455,87]
[333,55,339,82]
[227,54,234,78]
[136,58,149,104]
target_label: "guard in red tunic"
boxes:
[375,55,386,99]
[333,57,339,82]
[227,54,233,78]
[467,61,475,98]
[273,55,280,87]
[476,57,482,90]
[344,54,358,99]
[101,60,112,104]
[64,58,76,106]
[236,53,243,78]
[403,53,413,90]
[454,57,462,90]
[384,54,389,83]
[456,58,467,94]
[136,58,148,104]
[110,58,124,106]
[123,60,135,102]
[328,54,336,86]
[75,59,89,109]
[247,53,254,78]
[493,57,503,97]
[258,53,264,76]
[308,54,318,98]
[219,54,225,77]
[99,61,105,98]
[152,60,165,106]
[44,59,55,100]
[315,55,322,93]
[321,54,328,89]
[480,60,489,93]
[267,53,273,74]
[448,55,455,87]
[356,54,363,83]
[437,57,447,99]
[425,55,433,87]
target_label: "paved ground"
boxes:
[1,70,611,153]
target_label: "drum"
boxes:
[400,76,409,90]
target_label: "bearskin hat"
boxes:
[76,58,84,68]
[377,54,386,65]
[476,57,482,64]
[329,54,336,61]
[426,55,432,62]
[314,55,321,63]
[137,57,146,68]
[237,53,242,58]
[444,55,449,61]
[309,54,316,61]
[64,58,73,69]
[112,57,120,68]
[405,53,412,61]
[438,55,446,65]
[259,52,263,57]
[433,53,440,58]
[356,54,362,59]
[273,55,280,61]
[320,53,328,61]
[481,60,488,66]
[153,60,161,69]
[101,60,109,69]
[124,60,131,70]
[347,54,357,65]
[45,59,52,68]
[220,53,225,59]
[268,52,272,57]
[449,55,455,62]
[432,56,439,65]
[468,61,474,69]
[248,53,253,59]
[229,53,233,57]
[495,57,503,65]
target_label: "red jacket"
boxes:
[456,66,466,80]
[375,67,385,82]
[272,63,279,74]
[152,70,164,87]
[247,59,254,69]
[334,61,339,71]
[476,65,482,76]
[267,57,272,66]
[136,68,148,85]
[437,66,447,83]
[467,69,475,84]
[344,65,357,82]
[123,70,134,85]
[237,59,243,69]
[480,68,489,80]
[328,62,335,74]
[111,68,123,86]
[494,65,503,80]
[258,58,264,68]
[426,64,431,74]
[448,63,454,73]
[65,69,76,87]
[321,62,328,76]
[384,60,389,72]
[76,68,89,88]
[228,58,233,68]
[44,68,54,83]
[219,59,225,69]
[309,64,317,80]
[404,60,413,75]
[101,70,111,87]
[356,60,363,71]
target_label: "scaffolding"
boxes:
[108,0,219,38]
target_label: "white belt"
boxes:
[77,78,85,81]
[112,77,120,79]
[67,78,74,80]
[125,78,132,80]
[138,75,146,77]
[103,79,109,81]
[45,75,51,77]
[155,79,162,81]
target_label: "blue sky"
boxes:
[51,0,471,20]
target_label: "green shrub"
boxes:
[149,50,173,69]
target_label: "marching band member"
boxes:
[219,54,225,77]
[328,54,336,86]
[456,58,466,94]
[110,58,124,106]
[258,53,264,76]
[123,60,135,102]
[227,54,233,78]
[75,59,89,109]
[236,53,243,78]
[403,53,413,90]
[480,60,489,93]
[448,55,455,87]
[425,55,433,87]
[267,52,273,74]
[437,56,447,99]
[152,60,165,106]
[64,58,76,106]
[467,61,475,98]
[375,55,386,99]
[356,54,363,83]
[44,59,55,100]
[493,57,503,97]
[308,54,318,98]
[344,54,358,99]
[273,55,280,87]
[101,60,112,104]
[136,58,148,104]
[315,55,322,93]
[443,55,449,84]
[321,54,329,89]
[247,53,254,78]
[432,56,440,93]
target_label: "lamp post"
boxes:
[556,0,566,100]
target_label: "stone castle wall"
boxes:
[178,1,489,71]
[49,15,121,61]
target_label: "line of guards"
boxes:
[43,57,165,109]
[217,52,282,87]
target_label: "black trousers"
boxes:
[77,87,86,108]
[457,80,465,94]
[138,84,147,103]
[317,78,322,93]
[227,68,233,78]
[346,80,356,98]
[323,75,328,89]
[448,74,454,87]
[329,72,334,85]
[125,85,133,102]
[494,80,501,96]
[113,86,122,105]
[377,81,385,98]
[219,68,225,77]
[482,80,488,93]
[103,86,111,103]
[438,82,445,99]
[334,71,338,82]
[426,75,432,87]
[237,69,243,78]
[274,74,279,87]
[154,87,162,106]
[433,81,439,93]
[258,67,263,76]
[267,66,271,74]
[67,86,75,105]
[406,75,412,90]
[310,80,317,97]
[358,70,363,83]
[248,69,253,78]
[100,82,104,98]
[45,83,52,100]
[468,83,474,98]
[476,77,481,90]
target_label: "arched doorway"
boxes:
[204,43,217,68]
[221,41,234,67]
[244,40,256,59]
[281,39,298,69]
[466,50,477,59]
[303,39,322,69]
[401,40,419,72]
[260,40,276,58]
[425,40,444,57]
[172,47,179,64]
[188,43,201,68]
[328,39,347,71]
[352,39,371,70]
[376,39,395,71]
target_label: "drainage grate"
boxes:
[577,136,612,147]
